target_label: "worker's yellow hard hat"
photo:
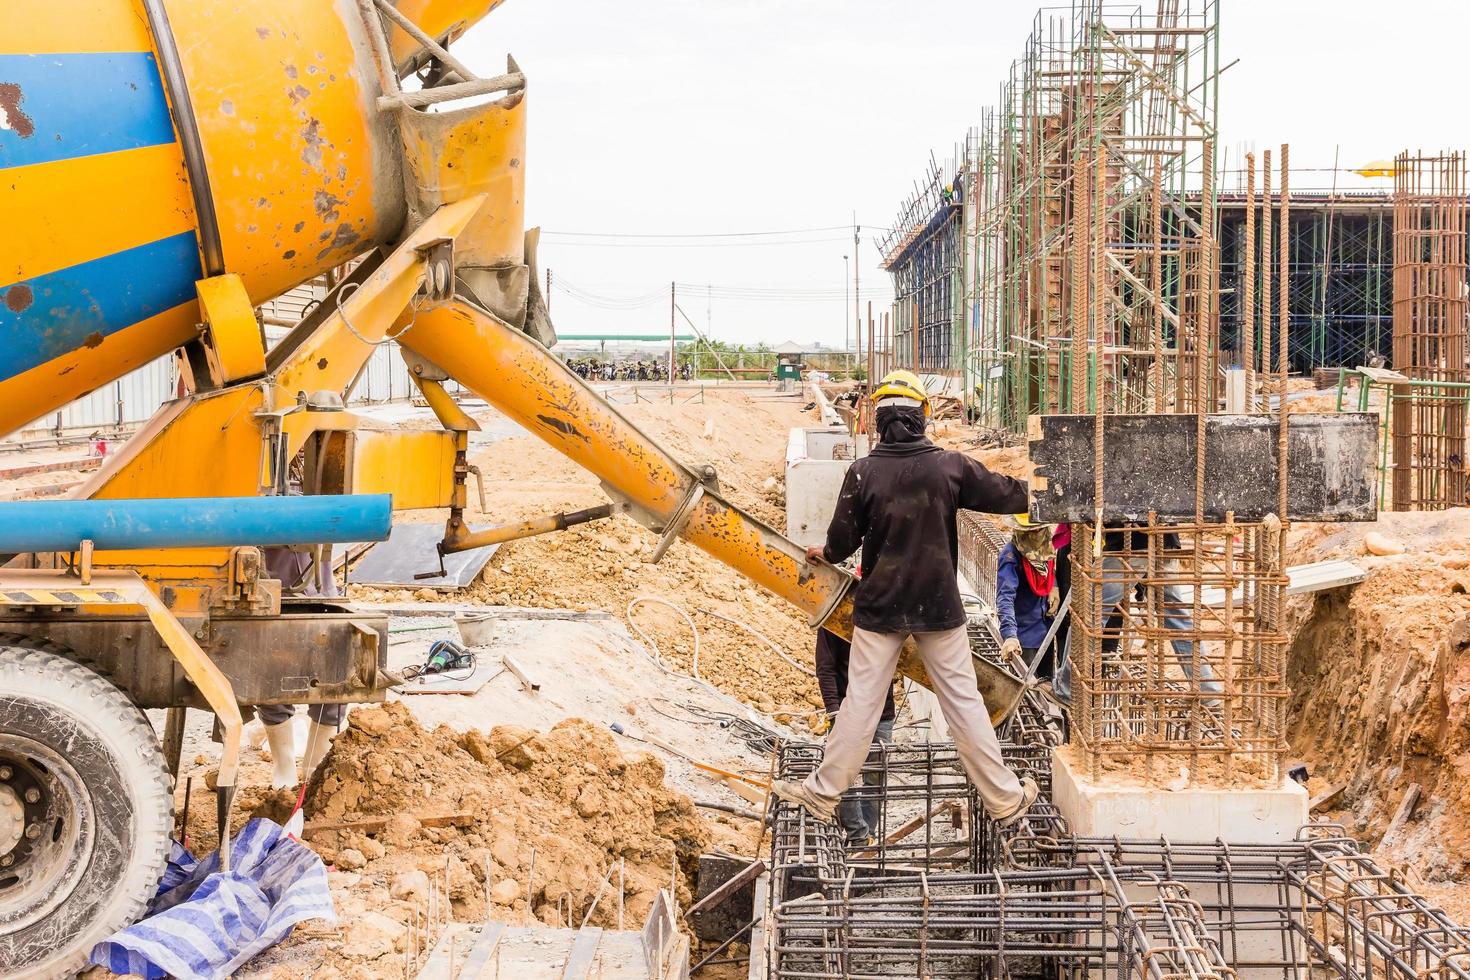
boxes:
[1008,512,1053,532]
[871,369,931,416]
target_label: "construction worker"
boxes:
[996,514,1062,680]
[257,544,342,789]
[774,370,1039,828]
[814,596,895,846]
[1053,526,1222,706]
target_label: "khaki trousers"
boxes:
[803,625,1024,817]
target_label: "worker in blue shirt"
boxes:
[995,515,1062,679]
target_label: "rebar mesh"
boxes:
[1067,518,1290,783]
[765,738,1470,980]
[1388,151,1470,510]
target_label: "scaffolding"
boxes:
[1387,151,1470,510]
[1219,194,1393,374]
[964,0,1224,431]
[878,150,967,383]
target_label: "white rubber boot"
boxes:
[263,721,298,790]
[300,720,337,782]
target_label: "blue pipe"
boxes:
[0,495,393,553]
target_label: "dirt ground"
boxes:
[1285,510,1470,917]
[19,378,1470,975]
[350,385,829,720]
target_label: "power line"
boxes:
[542,223,891,239]
[540,236,855,249]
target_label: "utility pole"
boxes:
[853,219,861,381]
[546,267,552,313]
[669,281,676,384]
[843,255,850,376]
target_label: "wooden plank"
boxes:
[457,922,506,979]
[501,654,542,692]
[1191,559,1366,607]
[850,800,958,859]
[401,657,505,696]
[746,875,769,980]
[302,811,473,839]
[722,777,766,806]
[414,923,478,979]
[641,890,680,979]
[1029,413,1379,523]
[1382,783,1422,842]
[561,926,603,979]
[1309,782,1348,812]
[687,859,767,918]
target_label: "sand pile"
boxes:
[1285,510,1470,907]
[465,516,823,717]
[287,702,709,971]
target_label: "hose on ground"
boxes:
[626,595,702,680]
[695,607,815,678]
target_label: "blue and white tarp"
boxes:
[90,818,336,980]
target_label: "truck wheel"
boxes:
[0,642,172,979]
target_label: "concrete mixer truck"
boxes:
[0,2,1028,973]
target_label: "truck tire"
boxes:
[0,642,173,979]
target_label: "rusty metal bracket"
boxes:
[646,483,706,564]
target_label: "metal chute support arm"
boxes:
[401,299,854,625]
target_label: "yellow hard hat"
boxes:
[871,369,931,416]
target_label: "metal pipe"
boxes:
[0,494,391,553]
[380,72,525,111]
[441,504,613,554]
[401,300,852,622]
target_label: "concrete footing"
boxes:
[1051,748,1308,844]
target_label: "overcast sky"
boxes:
[457,1,1467,350]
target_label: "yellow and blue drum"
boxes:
[0,0,420,435]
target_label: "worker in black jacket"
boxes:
[773,371,1039,828]
[814,627,895,845]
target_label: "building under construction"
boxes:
[1,0,1466,976]
[878,6,1468,439]
[810,0,1470,976]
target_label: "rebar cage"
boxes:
[765,736,1470,980]
[1067,519,1290,784]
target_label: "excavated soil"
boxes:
[259,702,712,976]
[1286,510,1470,913]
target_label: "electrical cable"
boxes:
[624,595,825,736]
[626,595,701,678]
[543,223,890,239]
[695,607,815,678]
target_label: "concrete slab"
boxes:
[1051,749,1308,844]
[346,522,500,590]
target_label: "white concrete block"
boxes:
[1051,749,1308,844]
[784,427,866,548]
